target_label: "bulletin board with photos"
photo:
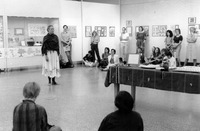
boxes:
[109,26,115,37]
[94,26,107,37]
[152,25,167,37]
[135,26,149,37]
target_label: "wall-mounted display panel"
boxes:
[152,25,167,37]
[94,26,107,37]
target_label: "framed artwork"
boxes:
[14,28,24,35]
[152,25,167,37]
[188,24,200,36]
[68,26,77,38]
[126,26,132,36]
[94,26,107,37]
[126,20,132,27]
[188,17,196,25]
[135,26,149,37]
[109,26,115,37]
[28,24,47,36]
[85,26,92,37]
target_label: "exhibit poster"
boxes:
[28,24,47,36]
[152,25,167,37]
[94,26,107,37]
[85,26,92,37]
[109,26,115,37]
[68,26,77,38]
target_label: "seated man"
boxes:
[98,91,143,131]
[13,82,62,131]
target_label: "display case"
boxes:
[0,16,59,69]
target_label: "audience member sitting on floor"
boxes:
[83,50,96,67]
[13,82,62,131]
[98,91,144,131]
[103,49,119,70]
[148,47,161,64]
[99,47,110,69]
[161,50,176,69]
[118,57,125,66]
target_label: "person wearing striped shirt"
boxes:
[12,82,61,131]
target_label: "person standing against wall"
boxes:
[184,27,198,66]
[91,30,101,63]
[165,30,173,53]
[173,28,183,67]
[120,27,129,62]
[136,26,146,55]
[42,25,60,85]
[61,25,74,67]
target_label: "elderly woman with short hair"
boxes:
[12,82,62,131]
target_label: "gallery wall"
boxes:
[121,0,200,62]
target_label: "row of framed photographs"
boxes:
[85,26,116,37]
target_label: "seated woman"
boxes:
[118,57,124,66]
[99,47,110,68]
[103,49,119,71]
[164,50,176,68]
[148,47,161,64]
[83,50,96,67]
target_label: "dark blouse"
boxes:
[42,33,59,55]
[98,110,143,131]
[173,35,183,43]
[136,32,146,40]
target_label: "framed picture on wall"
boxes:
[188,17,196,25]
[85,26,92,37]
[126,20,132,27]
[94,26,107,37]
[126,26,132,36]
[68,26,77,38]
[109,26,115,37]
[152,25,167,37]
[14,28,24,35]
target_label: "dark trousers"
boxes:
[91,44,101,62]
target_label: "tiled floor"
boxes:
[0,66,200,131]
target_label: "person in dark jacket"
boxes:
[41,25,60,85]
[98,91,143,131]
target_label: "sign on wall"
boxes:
[188,24,200,36]
[28,24,47,37]
[85,26,92,37]
[152,25,167,37]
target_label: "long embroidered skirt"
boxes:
[42,51,60,78]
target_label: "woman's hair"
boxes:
[165,50,172,57]
[153,47,161,57]
[111,49,116,54]
[23,82,41,98]
[63,25,68,29]
[122,27,126,31]
[104,47,110,54]
[47,25,53,32]
[166,30,173,37]
[115,91,134,112]
[92,31,98,37]
[175,28,181,34]
[139,26,144,31]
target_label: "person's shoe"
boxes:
[52,81,57,85]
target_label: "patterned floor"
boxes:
[0,66,200,131]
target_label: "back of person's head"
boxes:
[23,82,40,99]
[119,57,123,63]
[165,50,173,58]
[88,50,92,55]
[115,91,134,113]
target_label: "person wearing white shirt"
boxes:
[120,27,129,62]
[166,51,176,68]
[184,27,198,66]
[103,49,119,71]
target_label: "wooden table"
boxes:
[105,66,200,107]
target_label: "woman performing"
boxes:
[42,25,60,85]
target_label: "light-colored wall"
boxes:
[59,1,120,61]
[121,0,200,62]
[82,2,120,57]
